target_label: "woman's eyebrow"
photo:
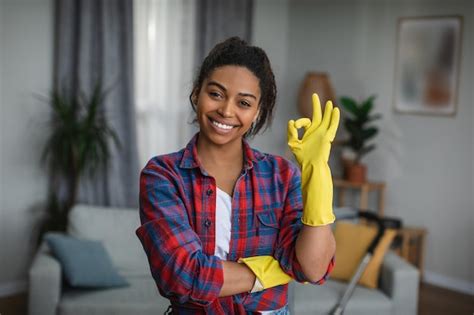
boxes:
[239,92,257,100]
[207,80,257,100]
[207,81,227,91]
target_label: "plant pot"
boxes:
[343,161,367,183]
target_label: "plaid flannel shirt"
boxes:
[136,133,334,314]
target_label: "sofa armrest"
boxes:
[28,242,62,315]
[379,251,419,315]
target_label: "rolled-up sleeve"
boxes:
[273,164,334,284]
[135,160,224,306]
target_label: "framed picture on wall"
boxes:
[393,16,463,116]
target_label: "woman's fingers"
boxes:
[295,118,311,130]
[289,99,339,144]
[327,107,340,142]
[287,120,299,144]
[320,100,333,130]
[311,93,322,127]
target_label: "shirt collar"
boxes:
[179,133,265,171]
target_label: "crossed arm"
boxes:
[220,224,335,297]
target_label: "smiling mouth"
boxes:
[209,117,238,130]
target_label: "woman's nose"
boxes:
[217,100,233,117]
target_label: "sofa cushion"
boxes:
[44,233,129,289]
[58,275,170,315]
[67,204,150,276]
[332,221,397,288]
[291,279,392,315]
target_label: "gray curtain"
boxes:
[195,0,254,66]
[54,0,139,208]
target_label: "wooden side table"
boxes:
[394,226,427,278]
[334,179,386,216]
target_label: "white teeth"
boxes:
[212,120,233,130]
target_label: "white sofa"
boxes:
[28,204,170,315]
[28,204,419,315]
[288,251,419,315]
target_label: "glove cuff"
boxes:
[301,212,335,226]
[237,258,265,293]
[300,162,335,226]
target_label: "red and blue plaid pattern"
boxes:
[136,133,334,314]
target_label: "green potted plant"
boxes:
[339,95,381,183]
[36,83,120,245]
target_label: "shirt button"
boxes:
[206,188,213,196]
[204,219,212,228]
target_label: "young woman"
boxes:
[136,37,340,314]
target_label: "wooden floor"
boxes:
[0,283,472,315]
[418,283,473,315]
[0,292,27,315]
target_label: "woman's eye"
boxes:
[240,100,251,107]
[209,91,222,99]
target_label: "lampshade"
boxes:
[297,72,336,118]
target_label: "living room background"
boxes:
[0,0,472,299]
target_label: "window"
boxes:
[134,0,196,165]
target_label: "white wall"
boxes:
[0,0,52,296]
[254,0,473,294]
[250,0,292,157]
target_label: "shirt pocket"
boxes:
[256,211,280,255]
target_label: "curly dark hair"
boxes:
[189,37,277,138]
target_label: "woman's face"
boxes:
[195,65,261,147]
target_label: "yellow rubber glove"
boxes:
[238,256,292,293]
[287,93,340,226]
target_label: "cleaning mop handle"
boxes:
[356,211,385,254]
[330,209,401,315]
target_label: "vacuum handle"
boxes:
[356,211,385,254]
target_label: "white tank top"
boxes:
[214,187,232,260]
